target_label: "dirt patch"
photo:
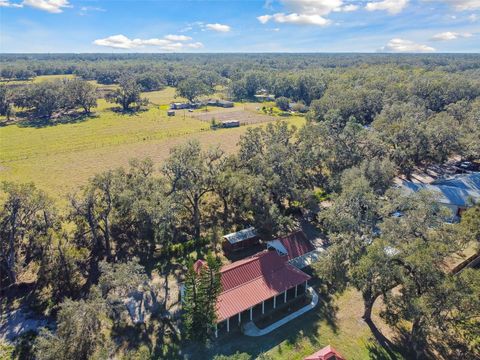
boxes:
[191,109,277,126]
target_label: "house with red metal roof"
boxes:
[304,345,346,360]
[267,231,322,269]
[214,249,311,336]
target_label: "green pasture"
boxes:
[0,87,305,200]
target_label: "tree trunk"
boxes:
[362,297,375,322]
[193,195,201,240]
[7,207,18,284]
[362,291,377,322]
[222,197,229,226]
[410,318,425,359]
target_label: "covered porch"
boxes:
[215,280,309,337]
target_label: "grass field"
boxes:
[0,86,304,200]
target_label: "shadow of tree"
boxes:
[17,112,98,128]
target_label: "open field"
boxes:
[203,287,403,360]
[191,109,281,126]
[0,87,304,200]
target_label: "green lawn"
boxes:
[206,288,403,360]
[0,88,304,200]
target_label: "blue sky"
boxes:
[1,0,479,53]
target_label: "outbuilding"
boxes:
[304,345,346,360]
[222,120,240,128]
[222,227,259,253]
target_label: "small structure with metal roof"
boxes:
[304,345,346,360]
[222,227,259,253]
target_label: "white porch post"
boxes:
[284,290,287,303]
[238,312,241,324]
[305,280,308,293]
[295,284,298,297]
[250,307,253,321]
[262,301,265,314]
[215,323,218,338]
[273,295,277,309]
[227,318,230,332]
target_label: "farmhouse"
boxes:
[222,227,259,253]
[213,250,311,336]
[401,172,480,218]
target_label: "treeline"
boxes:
[2,53,480,81]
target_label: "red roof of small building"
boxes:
[278,231,315,261]
[304,345,346,360]
[216,250,311,322]
[193,259,207,274]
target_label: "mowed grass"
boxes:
[0,87,305,200]
[209,288,403,360]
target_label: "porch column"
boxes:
[295,284,298,297]
[227,318,230,332]
[305,280,308,293]
[250,307,253,321]
[262,301,265,314]
[273,295,277,309]
[238,312,241,324]
[215,324,218,338]
[284,290,287,303]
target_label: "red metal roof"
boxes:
[216,250,311,322]
[278,231,315,261]
[304,345,346,360]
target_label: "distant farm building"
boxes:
[222,227,259,253]
[170,102,189,110]
[254,94,275,102]
[222,120,240,128]
[304,345,346,360]
[207,99,234,108]
[167,110,175,116]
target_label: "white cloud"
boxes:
[281,0,343,15]
[93,34,203,51]
[341,4,359,12]
[435,0,480,11]
[469,13,478,21]
[205,23,231,32]
[366,0,409,14]
[258,12,330,26]
[430,31,473,40]
[79,6,105,16]
[258,0,358,27]
[22,0,70,13]
[381,38,435,52]
[0,1,23,7]
[164,34,192,41]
